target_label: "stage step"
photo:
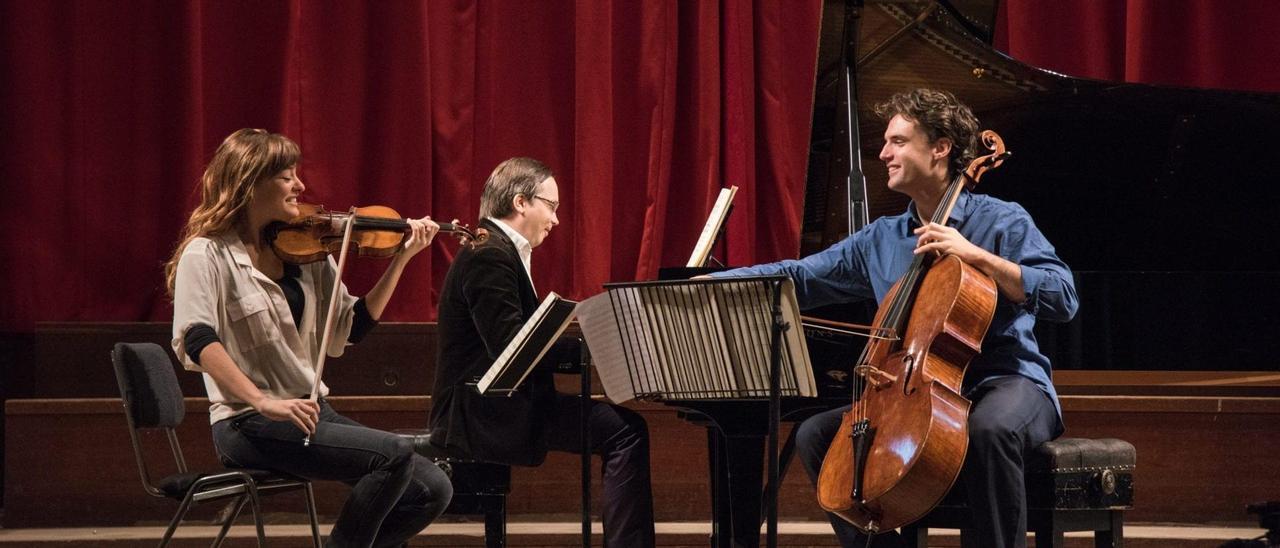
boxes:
[0,521,1262,547]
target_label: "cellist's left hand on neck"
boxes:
[913,222,1026,304]
[913,222,984,263]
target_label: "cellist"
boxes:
[708,88,1077,548]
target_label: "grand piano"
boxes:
[660,1,1280,546]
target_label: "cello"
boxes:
[815,130,1010,532]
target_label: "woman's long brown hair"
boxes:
[163,128,299,297]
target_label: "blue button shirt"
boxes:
[711,190,1077,416]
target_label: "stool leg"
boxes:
[485,496,507,548]
[1095,510,1124,548]
[1033,527,1064,548]
[901,524,926,548]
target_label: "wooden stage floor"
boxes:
[0,520,1264,547]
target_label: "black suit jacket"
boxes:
[428,218,556,466]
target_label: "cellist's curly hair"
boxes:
[874,88,979,179]
[164,128,300,297]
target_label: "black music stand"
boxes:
[473,293,591,547]
[577,275,814,548]
[474,293,577,397]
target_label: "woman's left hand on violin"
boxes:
[912,222,987,264]
[399,216,440,259]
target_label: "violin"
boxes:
[269,203,487,447]
[264,203,487,264]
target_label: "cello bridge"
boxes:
[854,364,897,388]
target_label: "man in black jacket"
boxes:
[429,157,656,547]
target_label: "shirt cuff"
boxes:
[1019,264,1045,314]
[184,323,220,365]
[349,298,378,344]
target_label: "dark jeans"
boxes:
[795,376,1063,548]
[212,400,453,548]
[543,393,656,547]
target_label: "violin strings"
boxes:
[352,216,410,230]
[350,216,472,236]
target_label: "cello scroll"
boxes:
[961,130,1011,188]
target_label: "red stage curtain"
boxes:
[996,0,1280,93]
[0,0,822,329]
[4,1,1277,331]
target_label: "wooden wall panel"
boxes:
[11,323,439,399]
[7,395,1280,528]
[1059,396,1280,523]
[1,397,820,527]
[5,323,1279,529]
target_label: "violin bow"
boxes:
[303,208,358,447]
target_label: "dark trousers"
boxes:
[213,400,454,548]
[795,376,1062,548]
[543,393,657,547]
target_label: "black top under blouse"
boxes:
[185,263,376,364]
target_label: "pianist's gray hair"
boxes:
[875,88,979,180]
[479,157,554,220]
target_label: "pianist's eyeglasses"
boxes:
[531,195,560,213]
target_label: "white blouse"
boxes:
[171,232,357,424]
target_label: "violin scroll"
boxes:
[438,221,489,248]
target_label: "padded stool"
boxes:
[902,437,1136,548]
[396,429,511,548]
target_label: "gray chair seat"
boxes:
[111,342,321,548]
[155,468,308,500]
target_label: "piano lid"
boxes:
[801,0,1280,371]
[804,0,1280,270]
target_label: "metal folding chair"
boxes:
[110,342,321,547]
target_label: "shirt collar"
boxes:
[220,231,306,284]
[487,217,534,276]
[220,231,256,268]
[906,187,972,231]
[487,218,531,254]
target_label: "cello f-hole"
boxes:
[901,354,916,395]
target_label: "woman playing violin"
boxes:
[165,128,452,547]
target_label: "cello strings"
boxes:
[858,174,963,421]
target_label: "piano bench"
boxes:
[396,429,511,548]
[902,437,1136,548]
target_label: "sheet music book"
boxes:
[576,277,815,403]
[686,185,738,267]
[576,291,644,402]
[476,292,579,396]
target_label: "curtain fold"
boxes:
[997,0,1280,93]
[6,1,1276,330]
[0,0,822,329]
